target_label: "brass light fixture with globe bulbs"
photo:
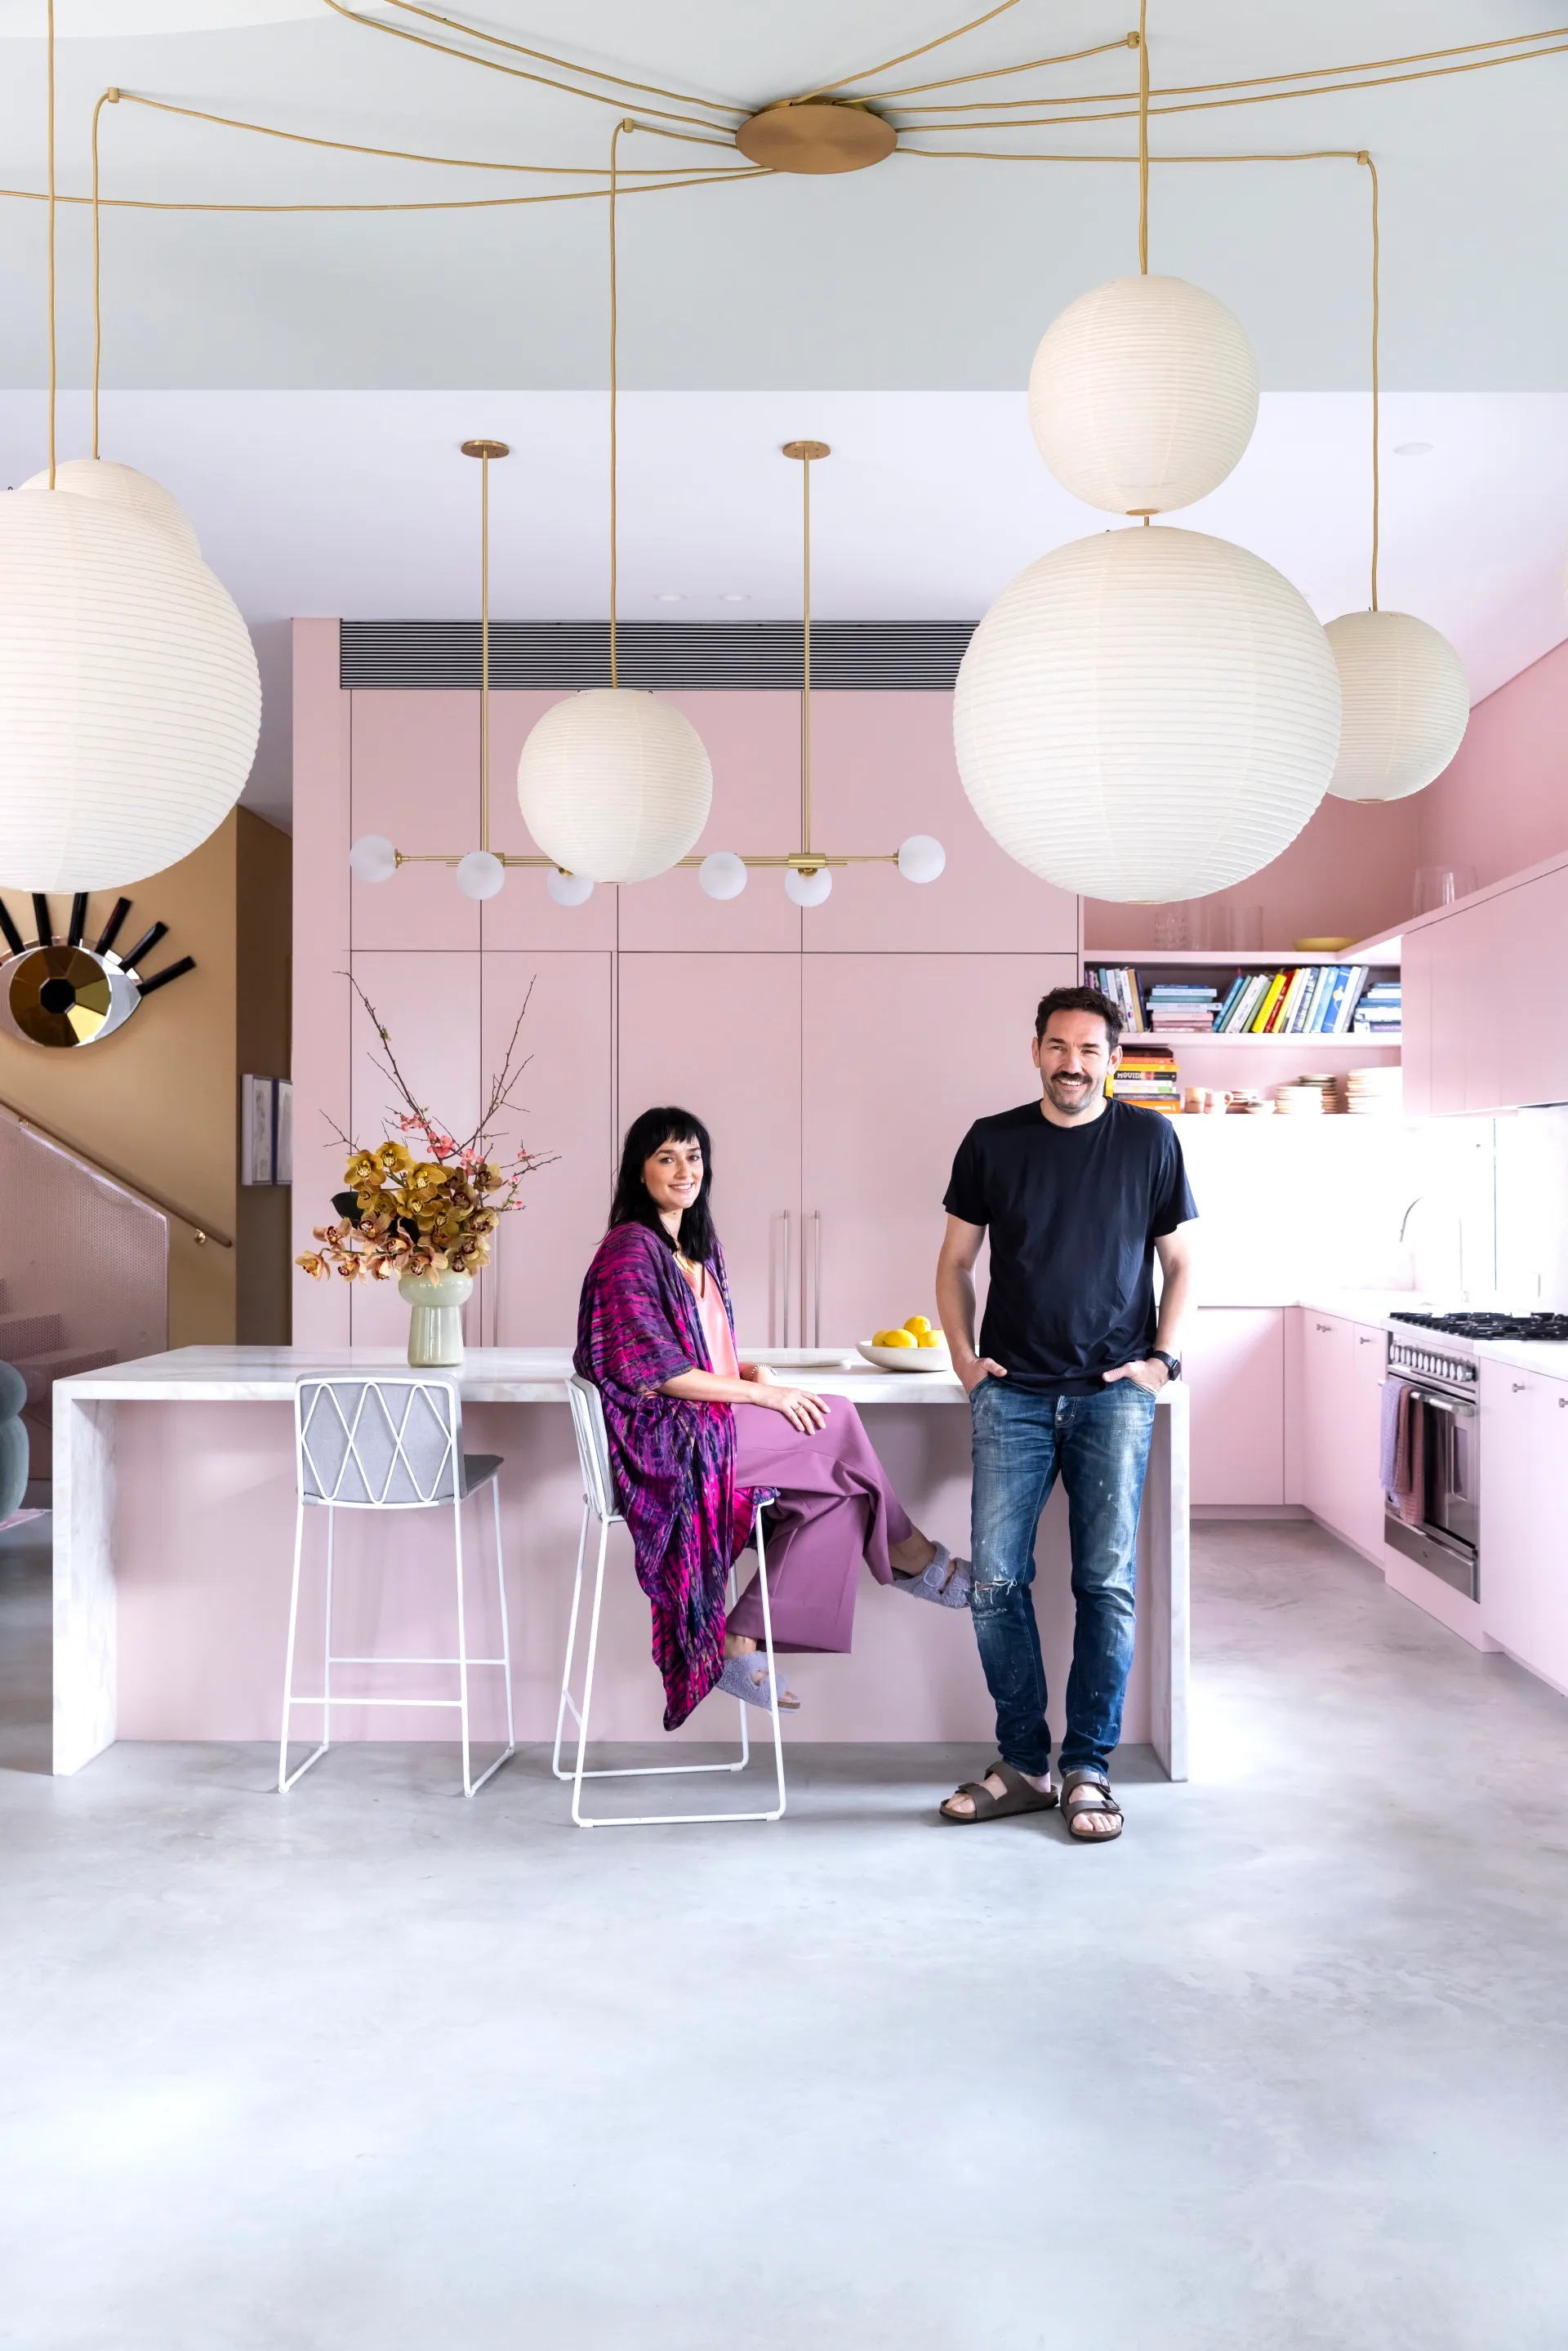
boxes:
[348,439,598,907]
[684,441,945,908]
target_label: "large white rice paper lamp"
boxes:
[517,688,712,884]
[0,486,261,892]
[1029,276,1260,514]
[20,457,200,554]
[1322,609,1469,802]
[954,526,1342,902]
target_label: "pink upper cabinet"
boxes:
[349,692,480,952]
[483,692,619,951]
[802,693,1079,955]
[615,692,803,953]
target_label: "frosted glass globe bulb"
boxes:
[784,866,833,908]
[455,850,506,901]
[348,833,397,884]
[546,867,595,907]
[898,834,946,884]
[698,851,748,901]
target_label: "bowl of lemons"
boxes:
[858,1316,951,1373]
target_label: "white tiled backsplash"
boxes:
[1177,1113,1505,1307]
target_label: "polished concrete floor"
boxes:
[3,1515,1567,2350]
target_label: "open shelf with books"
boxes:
[1085,954,1401,1044]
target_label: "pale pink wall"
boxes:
[1417,637,1568,893]
[1082,793,1423,952]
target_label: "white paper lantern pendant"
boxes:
[953,526,1342,902]
[1324,609,1469,803]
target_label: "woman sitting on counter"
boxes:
[575,1106,969,1729]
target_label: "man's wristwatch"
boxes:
[1150,1351,1182,1383]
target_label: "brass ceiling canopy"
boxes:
[736,100,896,176]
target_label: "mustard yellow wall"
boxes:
[0,809,292,1348]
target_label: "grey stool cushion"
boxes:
[460,1454,503,1497]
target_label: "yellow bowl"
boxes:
[1292,936,1356,952]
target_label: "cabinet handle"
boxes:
[1316,1321,1331,1333]
[1512,1381,1528,1393]
[1357,1334,1375,1346]
[771,1209,792,1350]
[809,1209,822,1348]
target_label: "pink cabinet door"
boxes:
[1492,868,1568,1110]
[1399,930,1432,1117]
[802,695,1080,955]
[617,954,802,1348]
[612,694,803,955]
[800,954,1076,1347]
[1347,1322,1391,1557]
[1427,908,1474,1118]
[1184,1309,1284,1505]
[1481,1366,1568,1685]
[482,953,615,1346]
[1300,1311,1353,1530]
[349,693,480,954]
[341,950,481,1349]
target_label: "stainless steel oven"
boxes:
[1383,1334,1479,1599]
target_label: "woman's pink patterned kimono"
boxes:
[575,1222,913,1725]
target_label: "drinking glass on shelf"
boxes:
[1222,903,1263,951]
[1153,903,1193,950]
[1412,865,1477,915]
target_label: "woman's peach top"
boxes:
[677,1253,739,1380]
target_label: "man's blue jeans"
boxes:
[968,1378,1157,1779]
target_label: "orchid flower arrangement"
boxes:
[297,977,552,1285]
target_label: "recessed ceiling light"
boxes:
[719,591,751,603]
[653,590,685,603]
[1393,440,1433,456]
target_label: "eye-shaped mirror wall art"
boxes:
[0,892,195,1050]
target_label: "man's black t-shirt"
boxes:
[942,1098,1197,1394]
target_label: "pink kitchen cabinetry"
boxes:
[617,953,803,1347]
[800,954,1076,1344]
[1184,1309,1285,1506]
[1401,857,1568,1115]
[1297,1309,1389,1561]
[1480,1360,1568,1692]
[1300,1311,1354,1532]
[482,953,615,1347]
[801,696,1080,955]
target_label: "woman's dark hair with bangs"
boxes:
[609,1106,719,1262]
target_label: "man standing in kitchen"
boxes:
[934,985,1196,1842]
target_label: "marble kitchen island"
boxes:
[51,1347,1189,1781]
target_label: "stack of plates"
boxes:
[1275,1082,1326,1116]
[1225,1089,1275,1115]
[1344,1066,1403,1115]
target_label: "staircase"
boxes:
[0,1112,172,1498]
[0,1286,118,1485]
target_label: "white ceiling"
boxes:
[1,6,1566,826]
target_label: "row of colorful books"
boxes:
[1214,965,1388,1035]
[1087,964,1397,1036]
[1110,1041,1182,1105]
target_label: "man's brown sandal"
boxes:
[939,1760,1058,1823]
[1059,1770,1123,1842]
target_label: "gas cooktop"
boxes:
[1390,1310,1568,1341]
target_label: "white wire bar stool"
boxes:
[281,1375,515,1798]
[555,1373,786,1828]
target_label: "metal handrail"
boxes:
[0,1095,234,1249]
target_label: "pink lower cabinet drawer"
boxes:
[1186,1308,1285,1506]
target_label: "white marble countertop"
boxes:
[56,1344,1188,1409]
